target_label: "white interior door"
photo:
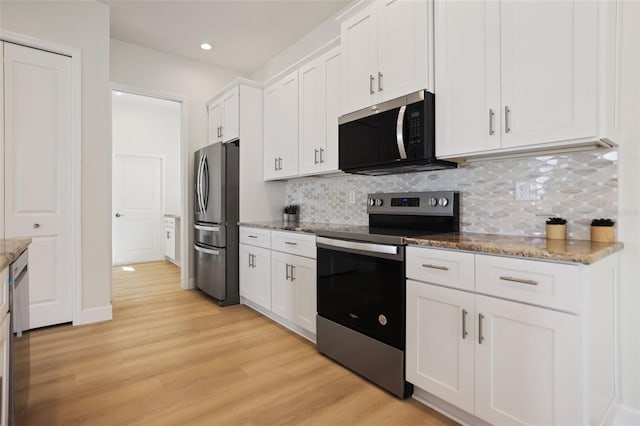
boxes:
[113,155,164,265]
[3,42,73,329]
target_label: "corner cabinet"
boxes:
[340,0,430,114]
[435,0,601,158]
[406,247,618,425]
[298,47,341,176]
[263,70,299,180]
[239,227,317,340]
[207,86,239,144]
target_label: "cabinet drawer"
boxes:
[271,230,316,259]
[476,255,580,312]
[239,227,271,249]
[407,247,475,291]
[164,217,175,228]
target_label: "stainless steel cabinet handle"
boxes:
[248,253,253,268]
[290,265,296,281]
[396,105,407,160]
[319,148,324,163]
[489,109,495,135]
[284,241,298,246]
[505,106,511,133]
[33,223,41,228]
[220,126,223,138]
[248,235,258,239]
[274,157,278,171]
[167,231,170,239]
[422,263,449,271]
[478,313,485,344]
[499,276,538,286]
[285,263,291,280]
[378,71,383,92]
[462,309,468,339]
[278,157,283,170]
[314,149,319,164]
[369,75,375,95]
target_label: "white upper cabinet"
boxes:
[207,85,239,144]
[341,0,430,114]
[436,0,599,158]
[299,46,341,176]
[263,70,299,180]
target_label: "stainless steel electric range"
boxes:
[315,191,459,398]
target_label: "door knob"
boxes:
[115,213,122,218]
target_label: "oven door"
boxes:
[316,237,405,350]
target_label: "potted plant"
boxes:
[591,218,615,243]
[545,217,567,240]
[283,205,299,223]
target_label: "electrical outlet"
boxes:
[348,191,356,204]
[515,182,530,200]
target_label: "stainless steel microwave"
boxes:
[338,90,457,175]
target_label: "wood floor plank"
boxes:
[22,261,459,425]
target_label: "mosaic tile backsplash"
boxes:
[286,149,618,240]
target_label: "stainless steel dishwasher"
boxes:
[9,249,29,426]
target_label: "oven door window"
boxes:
[317,247,405,350]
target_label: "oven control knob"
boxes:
[375,198,383,206]
[428,197,438,207]
[439,197,449,207]
[368,198,375,206]
[378,314,388,326]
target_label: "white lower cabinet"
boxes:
[406,246,617,425]
[239,227,317,339]
[239,244,271,311]
[0,312,9,426]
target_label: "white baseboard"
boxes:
[79,304,112,325]
[612,403,640,425]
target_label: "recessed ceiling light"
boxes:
[113,91,123,96]
[200,43,213,51]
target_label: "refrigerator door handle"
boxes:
[196,155,205,213]
[194,245,220,256]
[194,224,220,232]
[202,154,210,211]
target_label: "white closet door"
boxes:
[4,42,73,329]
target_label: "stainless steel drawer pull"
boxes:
[462,309,468,339]
[499,276,538,286]
[284,241,298,246]
[290,265,296,281]
[378,71,383,92]
[314,149,319,164]
[422,263,449,271]
[248,235,258,239]
[319,148,324,163]
[285,264,291,280]
[478,313,485,344]
[369,75,375,94]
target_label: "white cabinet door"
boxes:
[475,295,581,426]
[299,56,325,175]
[0,313,8,426]
[263,71,299,180]
[500,1,597,148]
[435,0,501,157]
[164,226,175,260]
[341,2,378,113]
[292,255,317,334]
[298,47,341,176]
[271,251,295,321]
[221,86,239,142]
[377,0,429,103]
[240,244,272,310]
[4,43,73,329]
[406,280,475,413]
[208,100,223,144]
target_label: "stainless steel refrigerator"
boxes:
[194,141,239,306]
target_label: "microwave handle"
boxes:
[396,105,408,160]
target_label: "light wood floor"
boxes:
[22,261,458,426]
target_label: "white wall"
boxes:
[110,39,242,287]
[617,0,640,417]
[112,92,181,215]
[1,1,112,314]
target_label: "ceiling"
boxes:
[104,0,351,75]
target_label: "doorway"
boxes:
[111,89,185,287]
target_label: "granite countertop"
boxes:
[0,238,32,270]
[239,221,623,265]
[405,232,623,265]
